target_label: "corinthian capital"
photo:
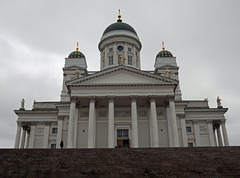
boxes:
[130,95,137,101]
[107,95,115,102]
[89,96,96,103]
[167,95,175,102]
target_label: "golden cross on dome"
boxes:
[162,41,165,50]
[76,42,79,51]
[118,9,121,19]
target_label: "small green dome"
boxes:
[68,51,85,58]
[156,50,173,58]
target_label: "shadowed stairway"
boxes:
[1,147,240,177]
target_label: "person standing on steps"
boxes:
[60,140,64,149]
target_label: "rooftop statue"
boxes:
[165,68,172,78]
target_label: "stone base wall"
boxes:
[1,147,240,177]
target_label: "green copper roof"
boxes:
[68,51,85,58]
[103,20,137,36]
[156,50,173,58]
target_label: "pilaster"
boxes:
[193,120,201,146]
[29,122,37,148]
[206,120,215,146]
[178,114,187,147]
[43,122,51,148]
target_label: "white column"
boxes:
[221,120,229,146]
[149,96,159,147]
[20,126,27,148]
[217,124,223,146]
[25,129,30,148]
[88,96,96,148]
[148,108,153,147]
[168,96,179,147]
[74,106,79,148]
[207,120,215,146]
[131,95,139,148]
[108,96,115,148]
[193,120,201,146]
[213,126,218,146]
[14,121,22,148]
[29,123,36,148]
[166,106,173,147]
[43,122,50,148]
[67,98,76,148]
[179,114,187,147]
[56,117,64,148]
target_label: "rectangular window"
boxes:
[109,48,113,52]
[128,56,132,65]
[117,129,129,138]
[52,128,57,134]
[51,144,56,149]
[128,48,132,52]
[109,56,113,65]
[186,127,192,132]
[188,143,193,147]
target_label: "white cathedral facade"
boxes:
[14,13,229,149]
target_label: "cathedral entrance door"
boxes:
[117,129,129,148]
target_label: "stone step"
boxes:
[0,147,240,177]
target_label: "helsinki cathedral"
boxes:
[14,11,229,149]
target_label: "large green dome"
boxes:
[68,50,85,58]
[103,19,137,36]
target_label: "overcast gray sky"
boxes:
[0,0,240,148]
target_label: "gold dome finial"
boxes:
[162,41,165,51]
[76,42,79,51]
[118,9,121,19]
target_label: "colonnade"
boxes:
[67,95,180,148]
[213,120,229,146]
[14,121,49,148]
[189,119,229,147]
[14,122,33,148]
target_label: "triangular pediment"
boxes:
[67,65,178,86]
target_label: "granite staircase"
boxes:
[0,147,240,177]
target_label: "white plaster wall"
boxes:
[77,122,88,148]
[200,135,210,146]
[158,121,169,147]
[34,137,43,148]
[96,122,108,148]
[138,121,150,147]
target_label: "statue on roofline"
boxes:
[73,69,80,79]
[217,96,223,108]
[20,98,25,110]
[118,55,125,65]
[165,68,172,78]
